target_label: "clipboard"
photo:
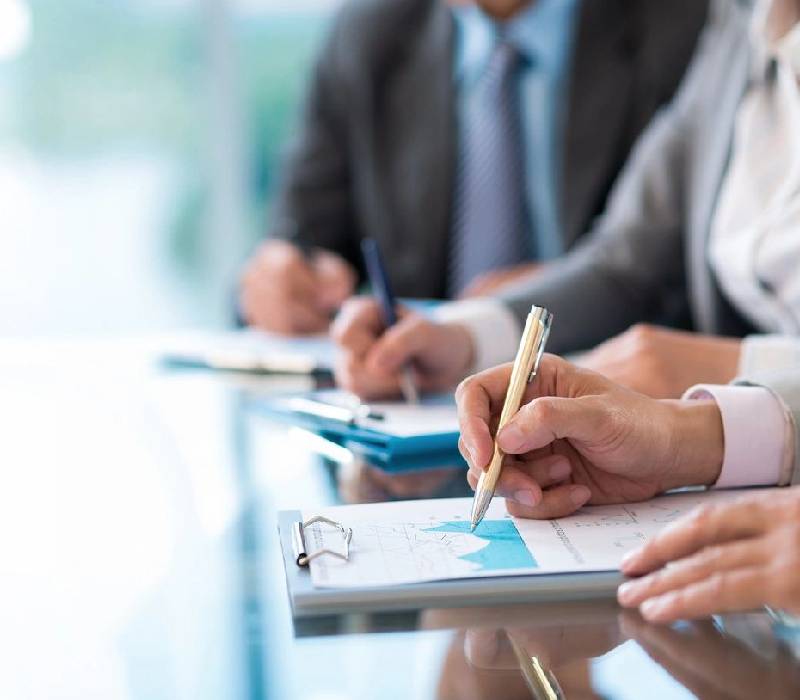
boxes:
[278,510,622,618]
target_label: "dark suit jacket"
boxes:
[267,0,708,298]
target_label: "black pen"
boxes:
[360,238,420,404]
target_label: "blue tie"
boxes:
[448,38,531,297]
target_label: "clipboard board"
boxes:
[278,510,623,618]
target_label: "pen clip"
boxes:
[527,309,553,383]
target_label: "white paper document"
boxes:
[302,491,747,589]
[357,401,458,438]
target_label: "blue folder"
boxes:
[257,390,461,461]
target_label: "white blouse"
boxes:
[710,0,800,336]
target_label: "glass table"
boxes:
[2,336,798,699]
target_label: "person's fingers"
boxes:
[507,623,622,668]
[466,462,544,507]
[456,365,514,469]
[333,354,401,400]
[620,617,745,700]
[497,395,610,455]
[505,483,591,520]
[285,299,332,333]
[331,298,384,358]
[241,243,327,330]
[463,629,505,669]
[620,613,777,700]
[466,455,572,506]
[244,290,329,334]
[618,537,765,608]
[367,315,436,372]
[620,498,770,577]
[264,243,320,304]
[637,567,769,623]
[313,250,357,310]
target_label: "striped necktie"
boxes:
[448,38,531,297]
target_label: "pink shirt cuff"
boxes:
[683,384,787,488]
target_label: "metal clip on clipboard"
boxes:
[292,515,353,567]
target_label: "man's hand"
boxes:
[331,297,476,399]
[458,262,543,299]
[618,488,800,622]
[456,355,724,519]
[578,324,741,399]
[239,240,356,335]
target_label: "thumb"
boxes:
[497,396,608,454]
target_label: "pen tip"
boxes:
[470,523,476,533]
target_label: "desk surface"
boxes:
[2,334,799,700]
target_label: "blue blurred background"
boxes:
[0,0,337,335]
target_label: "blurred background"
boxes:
[0,0,338,335]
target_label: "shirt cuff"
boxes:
[739,334,800,376]
[432,299,521,374]
[682,384,789,488]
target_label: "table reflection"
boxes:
[335,460,471,504]
[6,343,800,700]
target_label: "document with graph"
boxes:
[302,491,744,589]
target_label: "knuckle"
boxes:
[694,545,724,572]
[706,572,727,600]
[767,563,796,604]
[528,398,555,424]
[455,375,477,402]
[626,324,655,351]
[690,503,718,532]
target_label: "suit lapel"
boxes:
[560,0,636,249]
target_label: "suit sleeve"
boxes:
[266,13,361,268]
[494,10,726,353]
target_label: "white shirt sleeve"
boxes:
[432,299,522,374]
[683,383,794,487]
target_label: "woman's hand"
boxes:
[578,324,741,399]
[618,488,800,622]
[456,354,724,519]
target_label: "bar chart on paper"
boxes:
[304,500,539,588]
[302,492,746,589]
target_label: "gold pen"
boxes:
[470,305,553,531]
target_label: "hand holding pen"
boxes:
[468,306,553,530]
[360,238,420,404]
[456,350,725,522]
[332,296,476,400]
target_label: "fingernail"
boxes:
[464,630,499,667]
[499,424,525,452]
[549,460,570,481]
[570,485,590,506]
[617,582,637,605]
[640,597,665,619]
[513,490,538,507]
[620,549,641,570]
